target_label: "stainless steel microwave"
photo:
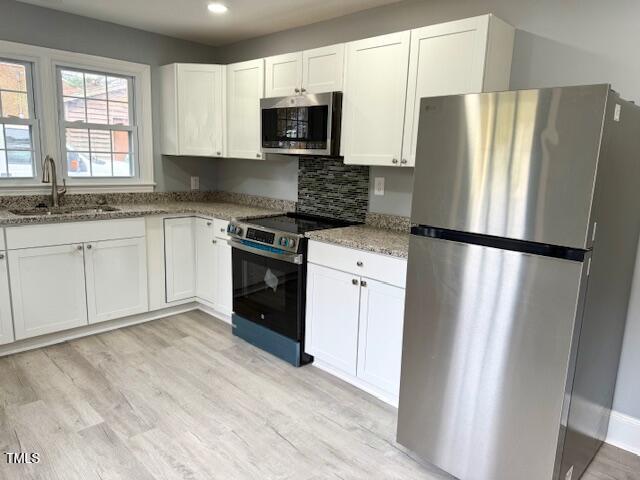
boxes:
[260,91,342,156]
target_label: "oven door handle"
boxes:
[228,240,304,265]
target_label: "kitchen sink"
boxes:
[9,205,120,216]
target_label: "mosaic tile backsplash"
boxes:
[297,157,369,222]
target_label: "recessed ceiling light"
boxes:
[207,2,228,14]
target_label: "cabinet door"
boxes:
[357,278,405,397]
[164,217,197,302]
[306,263,361,375]
[84,237,149,324]
[195,218,218,304]
[402,16,491,166]
[177,64,225,157]
[0,253,14,345]
[342,31,410,166]
[302,44,344,94]
[215,239,233,317]
[227,59,265,160]
[265,52,302,97]
[9,244,88,340]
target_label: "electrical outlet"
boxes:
[374,177,385,196]
[190,176,200,191]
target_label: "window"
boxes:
[0,59,38,178]
[58,68,135,178]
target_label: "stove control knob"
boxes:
[287,238,296,248]
[235,227,243,236]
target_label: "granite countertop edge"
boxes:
[305,225,409,259]
[0,201,286,227]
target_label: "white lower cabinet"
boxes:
[306,241,407,404]
[215,239,233,316]
[9,244,88,340]
[195,218,219,304]
[357,278,405,397]
[0,251,14,345]
[306,263,361,375]
[164,217,197,302]
[84,237,149,324]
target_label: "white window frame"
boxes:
[0,40,154,193]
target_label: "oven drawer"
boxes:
[308,240,407,288]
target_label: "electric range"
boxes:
[226,212,355,366]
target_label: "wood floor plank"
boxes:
[0,312,637,480]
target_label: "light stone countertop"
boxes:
[306,224,410,258]
[0,201,285,227]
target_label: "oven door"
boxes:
[231,242,304,341]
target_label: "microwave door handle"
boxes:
[228,239,303,265]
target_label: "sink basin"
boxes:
[9,205,120,216]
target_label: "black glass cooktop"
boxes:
[249,213,356,235]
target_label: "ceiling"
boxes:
[16,0,404,46]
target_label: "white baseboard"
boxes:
[607,410,640,456]
[313,358,399,407]
[197,300,231,324]
[0,303,199,357]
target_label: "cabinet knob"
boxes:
[0,253,4,260]
[352,278,358,285]
[392,158,398,164]
[360,280,367,287]
[76,245,83,251]
[401,158,408,164]
[256,153,262,158]
[216,151,221,156]
[220,228,225,233]
[207,221,212,226]
[301,88,306,93]
[356,261,363,267]
[86,244,92,250]
[294,88,301,94]
[212,239,217,244]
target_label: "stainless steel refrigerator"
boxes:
[397,85,640,480]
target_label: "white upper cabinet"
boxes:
[341,31,411,166]
[0,250,14,345]
[302,44,345,94]
[401,15,514,166]
[84,237,149,324]
[265,52,303,97]
[342,14,513,167]
[264,44,345,97]
[227,59,265,160]
[161,63,226,157]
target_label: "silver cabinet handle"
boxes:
[352,279,358,285]
[86,244,92,250]
[392,158,398,164]
[360,280,367,287]
[207,221,212,226]
[401,158,408,164]
[356,261,363,267]
[0,253,4,260]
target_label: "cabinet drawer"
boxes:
[308,240,407,288]
[6,218,145,250]
[214,219,230,240]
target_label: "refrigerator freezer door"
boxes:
[410,85,608,249]
[397,235,586,480]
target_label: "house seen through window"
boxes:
[0,59,36,178]
[59,68,135,178]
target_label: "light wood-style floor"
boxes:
[0,311,638,479]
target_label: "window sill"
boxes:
[0,182,156,195]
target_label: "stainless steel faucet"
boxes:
[42,155,66,208]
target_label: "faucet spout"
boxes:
[42,156,66,208]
